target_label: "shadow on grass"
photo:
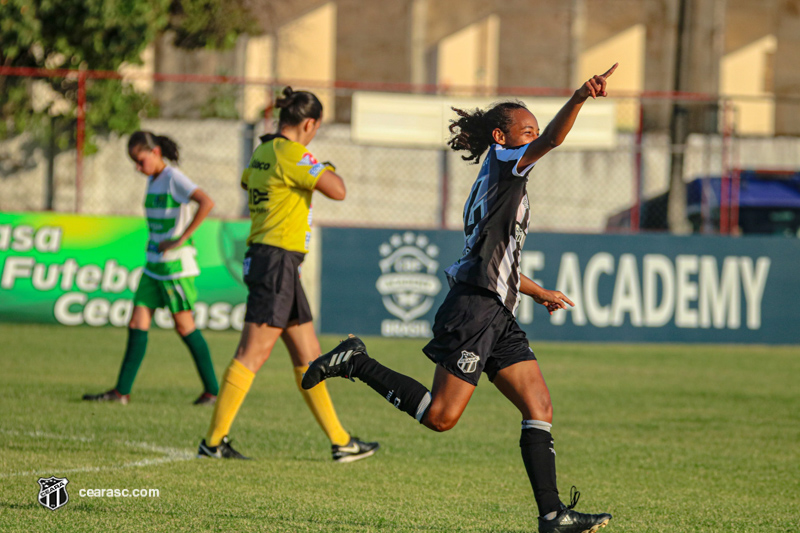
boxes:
[0,502,41,510]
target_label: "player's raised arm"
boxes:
[518,62,618,167]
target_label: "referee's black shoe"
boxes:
[197,436,249,460]
[332,437,380,463]
[301,335,366,389]
[538,487,612,533]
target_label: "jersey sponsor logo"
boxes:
[457,351,480,374]
[377,232,442,337]
[297,153,318,166]
[249,159,271,171]
[309,162,326,177]
[249,189,269,205]
[515,223,526,245]
[38,476,69,511]
[146,194,167,208]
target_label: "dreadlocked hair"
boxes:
[128,131,180,163]
[447,101,527,164]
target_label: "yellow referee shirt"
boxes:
[241,134,333,253]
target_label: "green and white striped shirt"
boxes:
[142,166,200,280]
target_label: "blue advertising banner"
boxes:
[319,228,800,344]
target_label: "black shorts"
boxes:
[422,282,536,386]
[243,244,313,328]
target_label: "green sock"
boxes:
[115,328,148,395]
[181,329,219,395]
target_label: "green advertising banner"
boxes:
[0,212,250,330]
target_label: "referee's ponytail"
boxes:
[448,101,527,164]
[274,86,323,127]
[128,131,180,163]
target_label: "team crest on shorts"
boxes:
[38,476,69,511]
[457,351,480,374]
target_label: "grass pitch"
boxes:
[1,323,798,532]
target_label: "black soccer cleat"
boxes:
[301,334,367,390]
[193,392,217,406]
[538,487,612,533]
[197,436,250,460]
[82,389,130,405]
[332,437,380,463]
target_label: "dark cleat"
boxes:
[197,436,249,460]
[193,392,217,406]
[301,334,367,390]
[82,389,129,405]
[332,437,380,463]
[538,487,612,533]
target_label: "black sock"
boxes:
[520,426,561,517]
[350,354,431,422]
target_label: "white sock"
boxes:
[522,419,552,432]
[415,392,431,422]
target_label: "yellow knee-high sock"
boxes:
[206,359,255,447]
[294,365,351,446]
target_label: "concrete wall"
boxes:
[129,1,800,135]
[4,119,800,233]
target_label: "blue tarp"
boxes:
[687,171,800,209]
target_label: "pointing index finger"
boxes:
[601,62,619,79]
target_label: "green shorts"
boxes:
[133,274,198,313]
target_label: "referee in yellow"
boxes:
[198,87,378,462]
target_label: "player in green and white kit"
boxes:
[83,131,219,405]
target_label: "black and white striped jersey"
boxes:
[445,143,535,315]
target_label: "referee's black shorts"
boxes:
[422,282,536,386]
[243,243,313,328]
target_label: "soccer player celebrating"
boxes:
[304,66,618,531]
[83,131,219,406]
[198,87,379,463]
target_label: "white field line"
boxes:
[0,429,196,478]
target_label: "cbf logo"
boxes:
[38,476,69,511]
[376,232,442,337]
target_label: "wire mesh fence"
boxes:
[2,67,800,235]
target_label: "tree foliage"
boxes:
[0,0,261,157]
[169,0,261,50]
[0,0,171,154]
